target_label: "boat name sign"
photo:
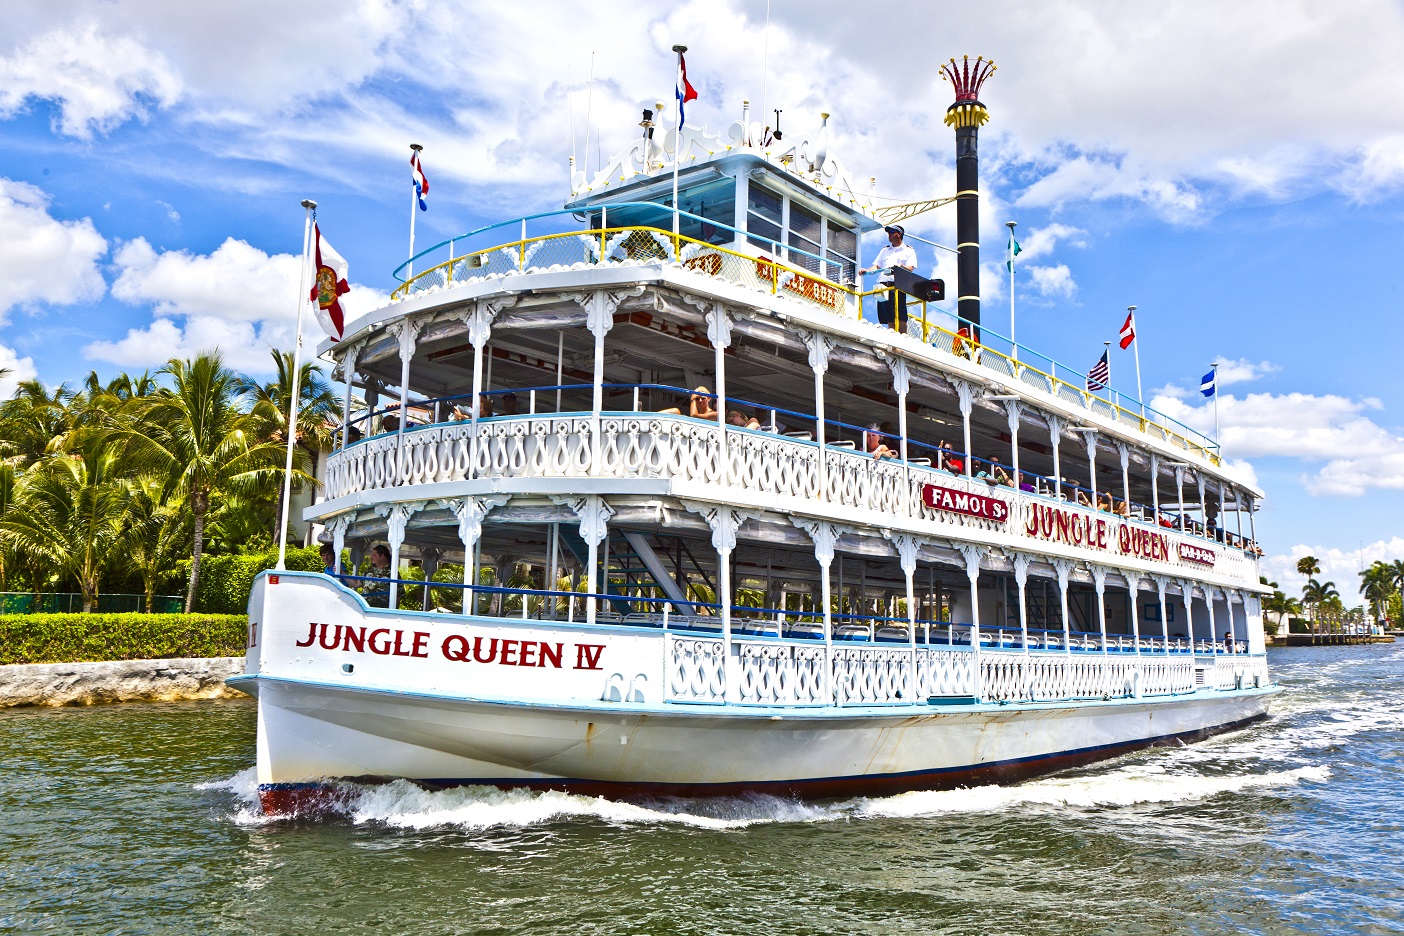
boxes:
[920,484,1215,568]
[294,622,607,670]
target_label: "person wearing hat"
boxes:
[860,225,918,333]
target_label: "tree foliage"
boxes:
[0,354,339,612]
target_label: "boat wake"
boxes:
[198,758,1328,832]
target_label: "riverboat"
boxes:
[229,58,1277,815]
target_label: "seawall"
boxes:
[0,657,246,708]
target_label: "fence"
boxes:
[0,593,185,614]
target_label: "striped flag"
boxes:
[1200,369,1216,397]
[1119,310,1136,349]
[1087,350,1110,391]
[410,150,429,211]
[676,53,698,129]
[1005,231,1021,271]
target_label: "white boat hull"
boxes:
[233,573,1276,813]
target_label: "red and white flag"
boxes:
[1118,310,1136,349]
[309,223,350,342]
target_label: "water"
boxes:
[3,645,1401,935]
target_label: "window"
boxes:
[788,203,822,274]
[747,184,782,252]
[826,220,856,285]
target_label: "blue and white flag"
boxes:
[410,149,429,211]
[675,53,698,130]
[1200,369,1216,397]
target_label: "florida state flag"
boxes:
[309,223,349,342]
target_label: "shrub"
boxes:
[0,613,249,664]
[178,545,323,614]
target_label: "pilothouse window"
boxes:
[747,184,783,251]
[788,203,822,274]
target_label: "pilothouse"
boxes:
[230,53,1277,815]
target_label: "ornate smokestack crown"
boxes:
[940,55,996,128]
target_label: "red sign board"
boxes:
[922,484,1009,522]
[1178,542,1216,566]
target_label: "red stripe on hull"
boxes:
[257,713,1265,817]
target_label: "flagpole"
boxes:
[1211,361,1221,455]
[276,199,316,570]
[671,45,687,240]
[1006,221,1017,362]
[408,143,423,278]
[1103,340,1112,405]
[1129,305,1143,418]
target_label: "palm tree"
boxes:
[0,436,130,612]
[1360,562,1395,625]
[121,475,191,613]
[237,349,341,545]
[0,379,73,466]
[1259,577,1301,633]
[124,354,286,611]
[1302,578,1340,634]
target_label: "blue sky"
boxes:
[1,0,1402,600]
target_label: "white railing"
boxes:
[324,414,1258,583]
[662,635,1257,706]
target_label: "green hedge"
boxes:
[179,546,324,615]
[0,613,250,665]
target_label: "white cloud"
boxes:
[0,343,38,399]
[1016,223,1085,262]
[0,178,108,317]
[1151,389,1404,497]
[1026,263,1077,299]
[1214,358,1280,387]
[0,23,180,139]
[1262,537,1404,604]
[1016,157,1203,222]
[90,236,388,373]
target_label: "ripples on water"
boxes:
[2,645,1401,935]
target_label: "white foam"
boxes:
[854,764,1329,818]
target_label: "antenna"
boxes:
[583,51,596,175]
[760,0,771,125]
[568,59,577,165]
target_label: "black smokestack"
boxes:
[940,56,996,339]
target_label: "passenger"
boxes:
[360,544,393,608]
[727,407,762,430]
[1075,488,1093,508]
[1222,631,1235,653]
[1115,499,1131,518]
[988,456,1014,487]
[1098,492,1113,512]
[937,440,963,475]
[864,423,898,459]
[381,404,400,433]
[320,543,337,577]
[689,386,718,420]
[449,403,469,421]
[499,392,520,416]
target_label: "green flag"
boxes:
[1006,231,1022,272]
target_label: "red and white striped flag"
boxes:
[309,224,350,342]
[1118,310,1136,349]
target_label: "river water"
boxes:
[2,644,1400,935]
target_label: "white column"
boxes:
[795,518,839,704]
[1084,431,1099,506]
[1174,466,1187,532]
[329,513,353,575]
[377,500,424,609]
[799,331,835,501]
[1052,557,1074,699]
[390,319,424,485]
[887,533,920,701]
[462,296,515,478]
[887,356,912,513]
[573,286,643,477]
[1013,553,1032,699]
[706,304,733,480]
[955,380,975,479]
[1150,454,1161,520]
[1048,415,1065,499]
[1197,475,1209,540]
[958,545,983,699]
[1180,580,1196,662]
[1155,577,1172,661]
[1118,442,1131,512]
[1091,565,1109,656]
[1128,574,1142,657]
[557,494,614,626]
[339,342,360,450]
[1207,586,1219,658]
[447,495,509,614]
[1005,401,1024,489]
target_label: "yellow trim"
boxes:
[956,295,981,301]
[954,190,980,197]
[956,242,980,248]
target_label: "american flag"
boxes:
[1086,350,1110,391]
